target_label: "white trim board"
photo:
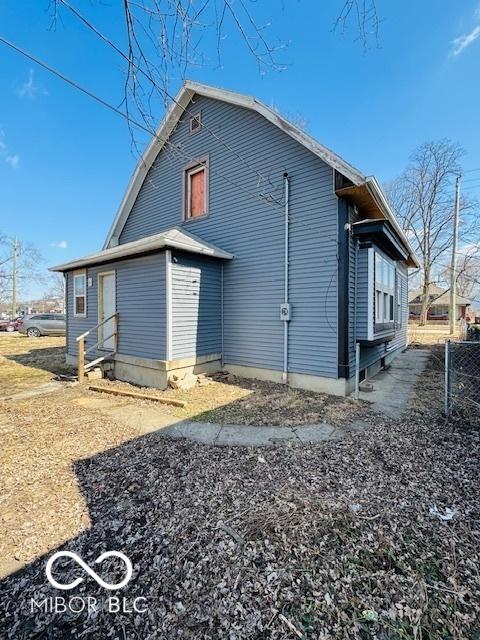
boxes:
[367,248,374,341]
[165,250,173,361]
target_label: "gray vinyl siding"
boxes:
[355,246,370,342]
[171,251,221,359]
[66,253,166,360]
[119,94,338,377]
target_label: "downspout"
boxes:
[221,262,224,369]
[283,172,290,385]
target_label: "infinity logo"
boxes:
[46,551,133,591]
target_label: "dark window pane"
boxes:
[75,296,85,314]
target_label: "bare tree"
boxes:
[49,1,381,153]
[386,140,471,325]
[48,272,66,312]
[0,235,45,310]
[334,0,380,48]
[439,244,480,299]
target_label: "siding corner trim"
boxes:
[166,250,173,360]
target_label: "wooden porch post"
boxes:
[78,336,85,383]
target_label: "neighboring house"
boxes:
[51,81,418,395]
[408,284,471,322]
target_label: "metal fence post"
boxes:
[444,339,450,417]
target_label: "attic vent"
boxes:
[190,113,202,133]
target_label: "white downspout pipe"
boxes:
[355,342,360,400]
[221,262,224,369]
[283,172,290,385]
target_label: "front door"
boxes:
[99,272,116,350]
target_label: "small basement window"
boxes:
[184,159,208,220]
[190,112,202,133]
[73,271,87,317]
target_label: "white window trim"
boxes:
[183,156,209,222]
[367,248,374,340]
[374,251,395,327]
[396,272,402,329]
[97,270,116,351]
[186,165,206,219]
[73,269,87,318]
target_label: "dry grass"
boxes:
[0,386,144,578]
[93,375,368,427]
[408,324,462,346]
[1,346,479,639]
[0,333,74,397]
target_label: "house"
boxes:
[408,284,471,322]
[51,81,418,395]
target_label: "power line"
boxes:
[0,35,282,210]
[57,0,279,194]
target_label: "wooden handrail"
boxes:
[85,331,116,356]
[76,313,118,342]
[77,313,118,383]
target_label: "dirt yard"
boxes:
[92,375,369,427]
[0,332,367,426]
[0,333,73,397]
[0,342,479,639]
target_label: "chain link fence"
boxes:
[445,339,480,417]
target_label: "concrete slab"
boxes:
[72,396,178,434]
[158,420,352,447]
[359,348,430,419]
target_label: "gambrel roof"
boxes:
[103,81,418,267]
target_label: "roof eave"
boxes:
[364,177,419,268]
[51,229,233,272]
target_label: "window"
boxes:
[190,112,202,133]
[375,253,395,327]
[73,271,87,317]
[184,159,208,220]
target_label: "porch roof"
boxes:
[50,227,234,272]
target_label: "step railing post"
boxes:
[114,313,118,352]
[78,336,85,384]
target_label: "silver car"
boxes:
[19,313,66,337]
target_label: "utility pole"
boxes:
[11,237,18,318]
[449,175,461,335]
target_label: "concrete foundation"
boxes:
[67,352,222,389]
[67,345,405,397]
[225,363,352,396]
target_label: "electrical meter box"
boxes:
[280,303,291,321]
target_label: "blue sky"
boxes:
[1,0,480,298]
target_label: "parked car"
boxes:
[0,318,12,332]
[19,313,66,337]
[0,317,23,332]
